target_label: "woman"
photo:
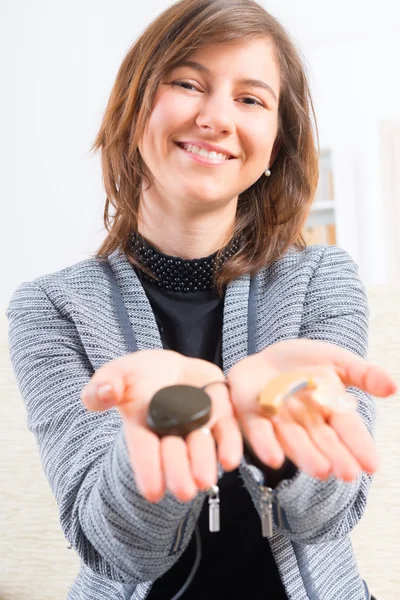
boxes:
[6,0,395,598]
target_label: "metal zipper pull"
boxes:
[208,484,220,532]
[260,486,274,538]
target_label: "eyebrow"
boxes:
[170,60,279,103]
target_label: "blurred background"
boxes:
[1,3,400,599]
[1,0,400,307]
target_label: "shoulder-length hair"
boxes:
[91,0,319,295]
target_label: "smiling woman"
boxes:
[91,0,319,293]
[6,1,386,600]
[136,37,282,249]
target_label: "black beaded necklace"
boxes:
[130,231,241,293]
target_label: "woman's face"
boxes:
[138,37,280,210]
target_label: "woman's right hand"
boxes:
[81,350,243,503]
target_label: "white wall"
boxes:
[268,0,400,284]
[2,0,400,308]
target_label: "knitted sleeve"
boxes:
[6,281,205,583]
[240,245,375,544]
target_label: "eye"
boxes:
[170,80,265,108]
[171,80,199,92]
[239,97,265,108]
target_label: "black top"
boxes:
[132,233,288,599]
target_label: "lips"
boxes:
[176,142,234,159]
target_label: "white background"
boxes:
[2,0,400,309]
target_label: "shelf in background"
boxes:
[303,149,336,245]
[307,202,335,228]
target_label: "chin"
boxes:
[186,184,232,203]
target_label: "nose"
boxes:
[195,90,236,135]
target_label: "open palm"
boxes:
[227,339,396,481]
[82,349,242,502]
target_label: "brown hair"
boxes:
[90,0,319,295]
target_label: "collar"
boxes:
[129,231,241,293]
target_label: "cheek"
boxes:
[149,94,192,135]
[140,107,171,162]
[243,118,278,162]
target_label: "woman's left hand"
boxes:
[227,339,397,481]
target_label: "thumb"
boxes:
[337,361,397,398]
[269,340,397,398]
[81,365,127,411]
[291,340,397,397]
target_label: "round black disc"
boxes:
[147,384,212,438]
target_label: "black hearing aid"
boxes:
[147,384,212,438]
[147,383,273,464]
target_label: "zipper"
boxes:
[260,485,274,537]
[259,483,285,537]
[170,485,220,555]
[208,484,220,532]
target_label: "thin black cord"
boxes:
[170,524,202,600]
[169,381,225,599]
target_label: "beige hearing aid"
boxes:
[258,369,357,417]
[257,371,317,417]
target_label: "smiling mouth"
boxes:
[175,142,235,162]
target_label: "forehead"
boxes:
[172,38,280,92]
[188,37,276,61]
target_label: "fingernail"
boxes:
[97,383,112,396]
[81,386,96,405]
[96,383,114,405]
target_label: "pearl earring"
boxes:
[265,168,271,177]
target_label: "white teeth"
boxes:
[182,143,230,161]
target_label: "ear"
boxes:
[269,136,282,166]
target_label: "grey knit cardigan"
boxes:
[6,243,374,600]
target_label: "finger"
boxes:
[186,427,218,490]
[81,380,120,411]
[122,417,165,503]
[284,396,362,481]
[263,340,397,398]
[199,377,243,472]
[80,353,148,411]
[328,410,379,473]
[202,377,234,423]
[271,413,332,480]
[161,435,198,502]
[212,414,243,472]
[340,362,397,398]
[240,412,286,469]
[81,349,182,411]
[303,340,396,397]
